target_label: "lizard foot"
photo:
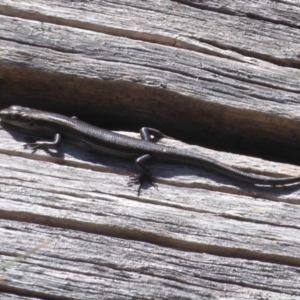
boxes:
[128,174,158,195]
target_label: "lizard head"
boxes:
[0,105,36,128]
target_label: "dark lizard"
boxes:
[1,105,299,193]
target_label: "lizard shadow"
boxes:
[150,162,300,197]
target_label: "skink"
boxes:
[1,105,300,192]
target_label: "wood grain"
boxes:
[0,0,300,299]
[0,126,300,298]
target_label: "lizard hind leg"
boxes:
[128,154,158,195]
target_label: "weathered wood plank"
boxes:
[1,220,300,299]
[1,0,300,63]
[0,128,299,262]
[0,16,300,161]
[0,1,300,155]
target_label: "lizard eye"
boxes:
[9,114,17,120]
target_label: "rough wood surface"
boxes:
[0,0,300,299]
[1,127,300,299]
